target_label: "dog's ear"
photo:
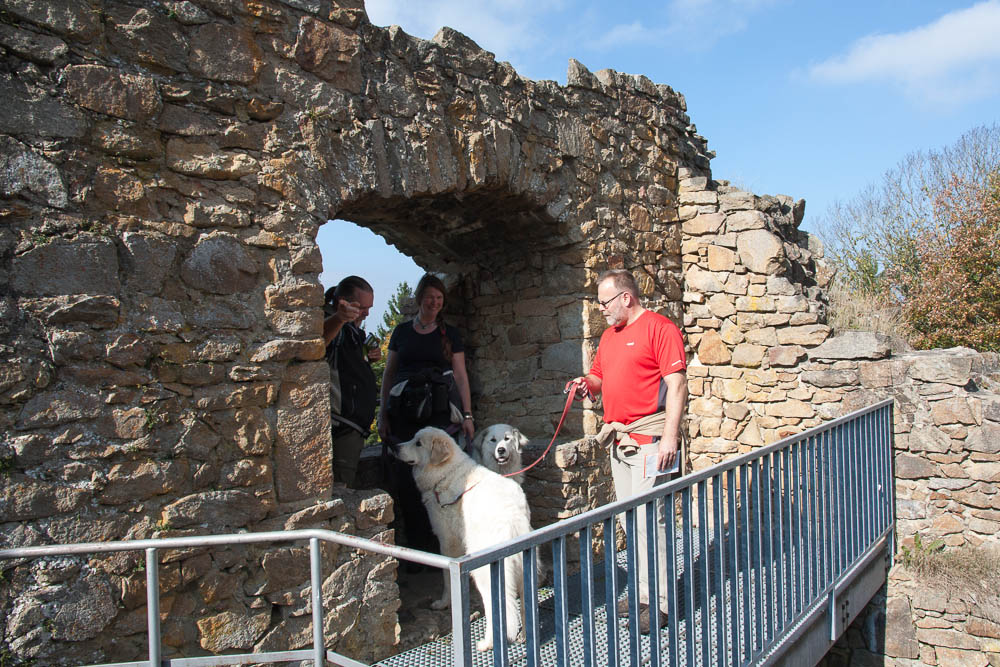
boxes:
[429,432,454,466]
[513,428,528,452]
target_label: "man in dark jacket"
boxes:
[324,276,379,487]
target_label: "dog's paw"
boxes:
[509,628,525,644]
[476,637,493,652]
[430,598,448,611]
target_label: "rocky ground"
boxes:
[392,566,485,656]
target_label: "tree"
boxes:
[366,281,413,445]
[892,172,1000,351]
[376,281,413,341]
[818,124,1000,349]
[820,123,1000,296]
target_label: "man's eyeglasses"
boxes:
[595,291,626,309]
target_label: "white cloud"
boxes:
[593,0,781,52]
[808,1,1000,106]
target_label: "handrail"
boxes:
[457,398,894,571]
[1,399,896,666]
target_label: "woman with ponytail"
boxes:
[378,273,474,555]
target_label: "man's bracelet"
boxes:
[462,412,473,421]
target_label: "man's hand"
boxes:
[337,299,361,324]
[568,377,589,400]
[656,437,678,472]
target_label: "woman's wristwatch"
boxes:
[462,412,473,422]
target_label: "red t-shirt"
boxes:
[590,310,686,428]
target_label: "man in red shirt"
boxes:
[570,269,688,633]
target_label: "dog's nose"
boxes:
[496,446,507,457]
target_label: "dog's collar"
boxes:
[434,481,480,507]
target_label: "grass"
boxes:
[900,540,1000,623]
[825,280,910,341]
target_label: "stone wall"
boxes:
[0,0,995,664]
[821,348,1000,666]
[0,0,710,662]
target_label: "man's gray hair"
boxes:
[597,269,640,298]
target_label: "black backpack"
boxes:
[327,324,378,434]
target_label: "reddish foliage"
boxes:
[888,173,1000,351]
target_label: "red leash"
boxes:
[501,381,581,479]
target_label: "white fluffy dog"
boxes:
[396,426,531,651]
[470,424,529,485]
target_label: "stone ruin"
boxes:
[1,0,998,664]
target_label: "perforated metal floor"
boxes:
[373,549,696,667]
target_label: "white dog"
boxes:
[470,424,529,485]
[396,427,532,651]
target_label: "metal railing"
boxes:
[429,397,895,666]
[0,399,895,666]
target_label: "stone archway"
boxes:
[0,0,707,661]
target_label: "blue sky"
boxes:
[320,0,1000,327]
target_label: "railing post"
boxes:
[451,561,472,667]
[145,547,161,667]
[310,537,325,666]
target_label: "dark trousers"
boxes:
[384,413,456,554]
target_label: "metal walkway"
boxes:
[0,399,895,667]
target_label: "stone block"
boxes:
[916,628,982,651]
[726,209,767,231]
[181,234,259,294]
[810,332,891,360]
[769,345,806,367]
[777,325,831,346]
[99,460,188,504]
[51,571,117,641]
[682,212,725,235]
[0,135,69,208]
[934,647,989,667]
[16,389,102,428]
[907,426,951,453]
[293,16,363,92]
[732,343,765,367]
[197,610,271,652]
[966,423,1000,454]
[685,265,724,293]
[189,23,262,84]
[884,596,919,658]
[736,229,786,275]
[0,73,84,138]
[0,478,90,521]
[801,369,858,388]
[716,377,747,402]
[1,0,101,40]
[706,293,735,318]
[735,295,776,312]
[906,353,973,386]
[859,362,893,388]
[776,295,809,313]
[64,64,161,121]
[162,488,271,528]
[541,340,587,375]
[696,330,731,365]
[931,397,977,426]
[765,400,814,418]
[107,6,189,72]
[708,245,736,271]
[274,363,333,501]
[766,276,798,296]
[166,139,260,179]
[12,239,120,297]
[895,453,942,479]
[690,396,723,418]
[21,294,121,327]
[968,463,1000,482]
